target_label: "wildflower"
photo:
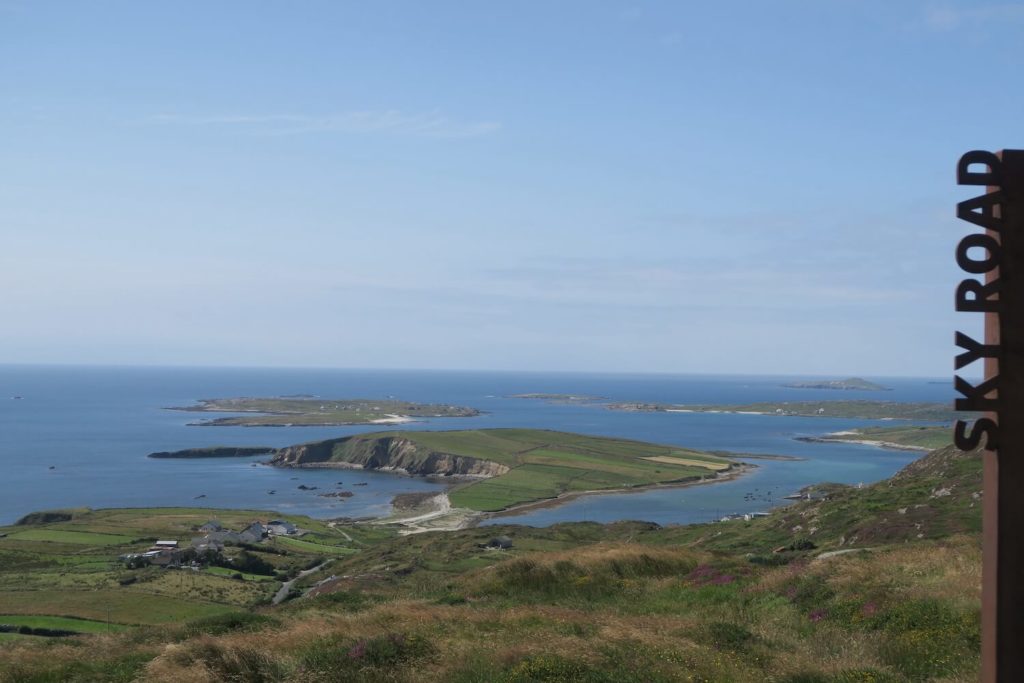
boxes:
[347,640,367,660]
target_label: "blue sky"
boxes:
[1,1,1021,375]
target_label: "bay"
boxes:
[0,365,951,526]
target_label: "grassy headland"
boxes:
[168,397,481,427]
[270,428,737,513]
[799,425,952,452]
[0,443,983,682]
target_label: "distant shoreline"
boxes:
[795,436,930,452]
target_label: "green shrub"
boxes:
[171,640,284,682]
[0,653,153,683]
[299,632,435,678]
[705,621,755,652]
[180,612,278,638]
[503,655,616,683]
[309,589,380,612]
[435,592,468,605]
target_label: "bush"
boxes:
[226,551,276,576]
[309,589,380,612]
[299,632,435,678]
[705,621,755,652]
[180,612,278,639]
[170,640,284,682]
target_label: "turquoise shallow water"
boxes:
[0,366,951,526]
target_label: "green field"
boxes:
[814,425,953,450]
[392,430,732,512]
[0,507,371,628]
[6,529,135,545]
[276,428,734,512]
[0,615,129,634]
[274,536,361,555]
[203,566,276,582]
[0,443,985,683]
[168,397,480,426]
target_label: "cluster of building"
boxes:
[120,518,301,569]
[121,539,184,568]
[719,511,770,523]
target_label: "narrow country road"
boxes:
[273,561,329,605]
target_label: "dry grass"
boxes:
[0,538,981,682]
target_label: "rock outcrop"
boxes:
[271,435,509,478]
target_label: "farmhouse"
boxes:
[240,522,267,543]
[266,520,297,535]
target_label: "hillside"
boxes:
[271,429,736,512]
[0,444,982,682]
[655,442,982,555]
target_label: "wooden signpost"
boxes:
[954,149,1024,681]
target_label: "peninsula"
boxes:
[270,428,737,513]
[147,446,274,459]
[798,425,951,452]
[167,397,481,427]
[783,377,890,391]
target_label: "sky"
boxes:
[1,1,1021,376]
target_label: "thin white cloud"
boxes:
[148,110,500,139]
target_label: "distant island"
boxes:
[606,400,961,421]
[167,397,481,427]
[147,446,274,459]
[507,393,606,404]
[783,377,890,391]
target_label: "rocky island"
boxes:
[783,377,890,391]
[167,397,481,427]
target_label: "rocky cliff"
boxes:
[271,435,509,478]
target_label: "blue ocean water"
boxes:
[0,366,952,526]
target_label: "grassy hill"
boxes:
[272,429,735,512]
[0,445,983,682]
[804,425,952,452]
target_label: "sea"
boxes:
[0,365,953,527]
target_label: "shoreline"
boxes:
[188,417,426,427]
[794,436,930,452]
[483,462,756,520]
[371,462,757,533]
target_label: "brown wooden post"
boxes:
[955,149,1024,682]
